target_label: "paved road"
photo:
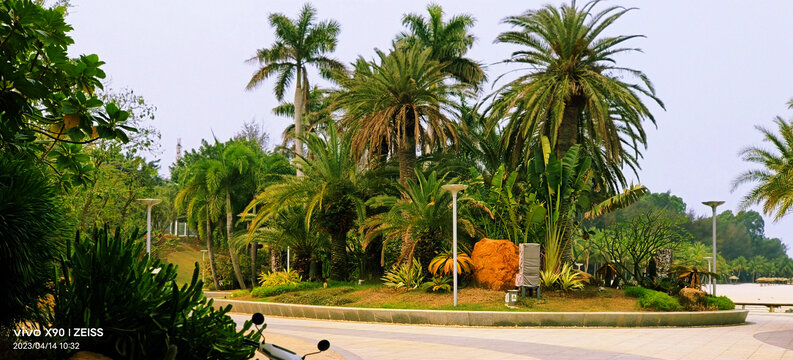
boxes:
[231,312,793,360]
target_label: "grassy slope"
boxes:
[162,241,204,285]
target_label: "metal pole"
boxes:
[287,247,291,271]
[146,205,152,255]
[452,191,458,307]
[711,206,717,296]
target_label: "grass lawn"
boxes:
[163,242,203,285]
[233,284,642,312]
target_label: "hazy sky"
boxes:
[66,1,793,256]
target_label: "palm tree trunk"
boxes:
[556,97,584,157]
[397,108,418,186]
[250,243,258,287]
[206,215,220,290]
[329,228,348,281]
[294,68,305,177]
[226,190,247,289]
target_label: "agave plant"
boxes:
[381,259,424,290]
[539,269,560,289]
[428,249,474,276]
[557,263,585,291]
[423,275,452,293]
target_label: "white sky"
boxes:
[66,1,793,256]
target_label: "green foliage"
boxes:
[0,156,64,329]
[422,275,452,293]
[250,282,321,298]
[539,269,560,289]
[705,296,735,310]
[624,287,681,311]
[273,287,356,306]
[0,1,135,186]
[428,249,474,276]
[258,269,302,287]
[230,289,250,298]
[491,0,662,193]
[382,259,425,290]
[556,263,585,291]
[47,227,261,359]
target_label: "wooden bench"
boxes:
[733,302,793,312]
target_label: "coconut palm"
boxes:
[246,4,344,168]
[273,86,334,151]
[490,0,663,193]
[396,3,485,87]
[732,116,793,221]
[243,123,368,280]
[335,45,463,185]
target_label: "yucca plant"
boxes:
[557,263,585,291]
[423,275,452,293]
[428,249,474,276]
[382,259,424,290]
[540,269,560,289]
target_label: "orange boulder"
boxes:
[471,238,519,291]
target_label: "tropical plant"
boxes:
[428,249,474,276]
[273,86,334,151]
[396,3,485,87]
[246,4,343,165]
[363,171,476,267]
[335,44,464,185]
[382,258,425,290]
[258,269,302,287]
[556,263,585,291]
[527,138,591,274]
[47,227,261,359]
[539,269,560,289]
[0,156,64,330]
[732,116,793,220]
[490,0,663,193]
[244,124,368,281]
[423,275,452,293]
[671,264,716,290]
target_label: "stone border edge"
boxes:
[212,299,748,327]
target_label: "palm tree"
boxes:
[273,86,334,151]
[246,4,344,170]
[732,116,793,221]
[335,45,463,185]
[396,3,485,87]
[244,124,367,280]
[490,0,663,193]
[175,158,222,290]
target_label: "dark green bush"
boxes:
[705,296,735,310]
[625,286,681,311]
[623,286,651,298]
[638,291,682,311]
[273,287,356,306]
[47,227,261,359]
[0,156,64,330]
[250,282,321,297]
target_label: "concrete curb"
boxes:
[211,299,749,327]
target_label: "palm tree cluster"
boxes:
[206,1,667,284]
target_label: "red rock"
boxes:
[471,238,519,291]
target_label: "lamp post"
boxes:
[442,184,467,307]
[201,249,208,284]
[704,256,713,293]
[136,198,162,255]
[702,201,724,296]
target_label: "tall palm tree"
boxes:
[272,86,334,151]
[396,3,485,87]
[490,0,663,194]
[246,4,344,170]
[335,45,463,185]
[243,124,368,280]
[732,116,793,220]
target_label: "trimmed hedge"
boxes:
[251,282,321,297]
[624,286,682,311]
[706,296,735,310]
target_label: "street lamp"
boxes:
[201,249,208,284]
[702,201,724,296]
[704,256,713,292]
[442,184,467,307]
[136,198,162,255]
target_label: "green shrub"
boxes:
[230,289,250,298]
[624,286,651,298]
[250,282,321,297]
[382,259,424,290]
[47,227,262,359]
[422,275,452,293]
[638,291,682,311]
[705,296,735,310]
[0,156,64,330]
[273,287,356,306]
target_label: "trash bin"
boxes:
[505,289,519,306]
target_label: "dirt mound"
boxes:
[471,238,519,291]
